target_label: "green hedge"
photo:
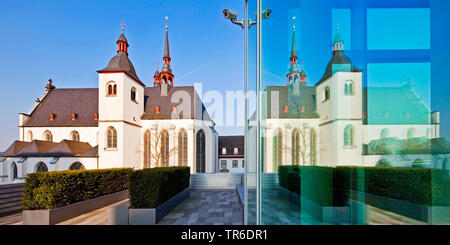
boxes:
[278,166,350,206]
[129,167,190,209]
[23,168,132,210]
[338,166,450,206]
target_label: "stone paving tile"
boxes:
[158,190,243,225]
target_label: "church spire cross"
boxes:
[160,16,174,86]
[121,22,126,33]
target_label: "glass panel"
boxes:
[246,0,447,225]
[367,8,430,50]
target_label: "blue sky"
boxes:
[0,0,449,150]
[0,0,245,150]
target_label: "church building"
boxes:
[1,23,218,183]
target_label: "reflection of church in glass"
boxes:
[262,23,449,172]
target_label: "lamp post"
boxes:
[222,2,271,225]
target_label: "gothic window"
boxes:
[160,130,169,167]
[107,82,117,96]
[178,128,188,167]
[44,130,53,142]
[292,129,300,165]
[272,128,282,171]
[35,162,48,173]
[143,130,151,168]
[310,129,317,165]
[71,131,80,142]
[106,127,117,148]
[196,130,206,173]
[69,162,85,170]
[344,80,354,95]
[131,87,137,102]
[344,125,354,147]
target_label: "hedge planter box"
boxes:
[110,187,190,225]
[353,190,450,224]
[23,190,128,225]
[278,187,352,224]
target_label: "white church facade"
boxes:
[1,25,218,183]
[260,26,448,173]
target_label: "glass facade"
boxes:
[245,0,450,225]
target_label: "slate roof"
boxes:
[316,52,362,85]
[142,86,212,121]
[22,88,99,127]
[43,140,93,157]
[264,84,319,119]
[98,51,143,86]
[1,141,29,157]
[1,140,98,158]
[218,136,244,156]
[14,140,58,157]
[363,84,431,125]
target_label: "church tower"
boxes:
[157,18,174,86]
[97,24,144,169]
[287,17,306,85]
[315,26,363,167]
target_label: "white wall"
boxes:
[20,127,98,146]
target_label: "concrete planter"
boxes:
[353,190,450,224]
[110,187,190,225]
[22,190,128,225]
[278,187,352,224]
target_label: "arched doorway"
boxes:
[69,162,85,170]
[196,130,206,173]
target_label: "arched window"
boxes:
[106,127,117,148]
[407,127,416,139]
[178,128,188,167]
[272,128,282,172]
[143,130,151,168]
[69,162,85,170]
[131,87,137,102]
[380,128,390,139]
[344,80,354,95]
[344,125,354,147]
[160,130,169,167]
[71,131,80,142]
[292,129,300,165]
[310,129,317,165]
[44,130,53,142]
[35,162,48,172]
[196,130,206,173]
[323,86,330,102]
[27,131,33,141]
[11,162,18,181]
[107,82,117,96]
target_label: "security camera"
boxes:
[223,9,238,21]
[261,9,272,19]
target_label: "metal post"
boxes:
[244,0,249,225]
[256,0,261,226]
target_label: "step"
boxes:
[0,183,24,189]
[0,196,22,205]
[0,200,22,210]
[0,205,22,217]
[0,192,23,199]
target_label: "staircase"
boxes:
[190,173,243,190]
[0,183,24,216]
